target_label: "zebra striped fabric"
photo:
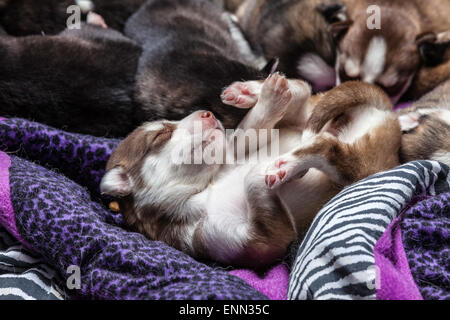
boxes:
[0,227,66,300]
[288,161,450,300]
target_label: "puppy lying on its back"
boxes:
[101,76,401,267]
[124,0,265,129]
[398,79,450,166]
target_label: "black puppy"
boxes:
[124,0,264,128]
[0,0,146,35]
[0,22,142,137]
[0,0,264,136]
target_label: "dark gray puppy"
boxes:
[124,0,265,128]
[0,24,142,137]
[0,0,146,35]
[0,0,264,136]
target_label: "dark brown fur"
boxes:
[236,0,344,81]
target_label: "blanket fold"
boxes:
[1,117,449,300]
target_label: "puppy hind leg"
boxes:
[242,165,297,265]
[265,135,357,189]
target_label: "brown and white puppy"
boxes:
[235,0,347,92]
[398,79,450,166]
[334,0,450,104]
[101,75,401,268]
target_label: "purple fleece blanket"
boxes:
[0,117,277,300]
[375,191,449,300]
[0,117,448,300]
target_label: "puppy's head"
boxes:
[332,7,428,104]
[100,110,226,216]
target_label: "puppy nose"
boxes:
[201,111,214,119]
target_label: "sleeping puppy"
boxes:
[235,0,347,92]
[124,0,265,129]
[404,31,450,101]
[0,16,142,137]
[100,75,401,267]
[0,0,145,35]
[333,0,450,104]
[398,79,450,166]
[1,0,264,136]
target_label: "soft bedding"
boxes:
[0,226,65,300]
[288,161,450,300]
[0,117,448,300]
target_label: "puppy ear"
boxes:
[317,3,347,24]
[416,32,446,67]
[328,20,352,42]
[398,112,420,132]
[100,166,132,197]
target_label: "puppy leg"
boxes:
[222,78,312,129]
[221,80,263,109]
[236,73,292,131]
[237,164,297,266]
[278,79,313,128]
[265,134,356,189]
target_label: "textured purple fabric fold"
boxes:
[0,151,29,247]
[230,264,289,300]
[401,192,450,300]
[374,208,423,300]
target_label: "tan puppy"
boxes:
[333,0,450,104]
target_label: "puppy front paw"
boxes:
[259,72,292,118]
[221,82,258,109]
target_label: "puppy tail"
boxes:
[305,81,392,134]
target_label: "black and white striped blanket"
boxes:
[288,161,450,300]
[0,227,65,300]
